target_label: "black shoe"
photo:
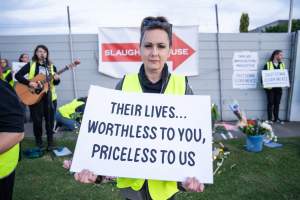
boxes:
[47,144,55,151]
[265,120,273,124]
[47,136,55,151]
[274,119,284,124]
[36,140,44,149]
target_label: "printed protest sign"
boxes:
[232,51,258,71]
[71,85,213,183]
[232,71,257,89]
[262,69,290,88]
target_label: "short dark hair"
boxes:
[140,16,172,47]
[269,50,282,61]
[32,44,52,64]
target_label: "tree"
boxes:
[264,19,300,32]
[239,13,249,32]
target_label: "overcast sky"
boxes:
[0,0,299,35]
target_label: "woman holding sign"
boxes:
[74,16,204,199]
[263,50,285,124]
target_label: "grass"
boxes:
[14,137,300,200]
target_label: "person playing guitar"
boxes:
[15,44,79,150]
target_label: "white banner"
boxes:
[12,62,27,80]
[232,71,257,89]
[98,26,199,78]
[232,51,258,71]
[262,69,290,88]
[71,86,213,183]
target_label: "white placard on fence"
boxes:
[232,71,258,89]
[71,85,213,183]
[262,69,290,88]
[232,51,258,71]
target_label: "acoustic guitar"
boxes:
[15,60,80,105]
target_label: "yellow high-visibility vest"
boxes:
[117,73,186,200]
[1,69,14,87]
[0,144,19,179]
[266,61,285,70]
[58,99,85,119]
[28,61,57,101]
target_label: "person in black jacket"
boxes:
[263,50,285,124]
[15,45,60,150]
[0,78,24,200]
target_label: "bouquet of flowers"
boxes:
[229,101,277,142]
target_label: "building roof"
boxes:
[249,20,288,32]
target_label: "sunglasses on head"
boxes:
[143,18,172,30]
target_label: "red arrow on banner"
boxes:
[101,33,195,71]
[169,33,195,70]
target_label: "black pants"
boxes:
[265,88,282,121]
[0,170,15,200]
[29,94,57,144]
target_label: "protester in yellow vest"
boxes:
[55,97,87,131]
[15,45,60,150]
[0,78,24,200]
[0,58,14,88]
[263,50,285,124]
[74,16,204,200]
[18,53,30,63]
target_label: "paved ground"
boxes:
[214,121,300,140]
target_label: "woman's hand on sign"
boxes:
[182,177,205,192]
[74,169,97,184]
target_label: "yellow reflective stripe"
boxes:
[122,74,143,93]
[50,64,57,101]
[122,74,186,95]
[0,144,19,178]
[164,74,186,95]
[2,70,14,87]
[29,61,36,80]
[267,61,274,70]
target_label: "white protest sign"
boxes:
[12,62,27,80]
[98,26,199,78]
[262,69,290,88]
[232,71,257,89]
[71,85,213,183]
[232,51,258,71]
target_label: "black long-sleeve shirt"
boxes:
[15,62,60,86]
[0,79,24,133]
